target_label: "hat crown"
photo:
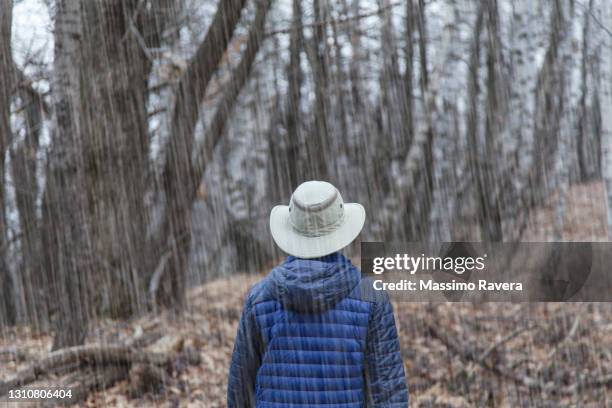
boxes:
[289,181,344,237]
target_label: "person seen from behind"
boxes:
[228,180,409,407]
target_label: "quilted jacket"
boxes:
[227,253,409,407]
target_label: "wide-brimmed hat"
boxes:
[270,181,366,259]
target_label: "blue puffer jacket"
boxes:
[227,253,409,407]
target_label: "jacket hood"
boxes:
[270,252,361,313]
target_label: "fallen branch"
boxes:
[0,344,200,396]
[425,318,611,396]
[478,324,536,363]
[42,366,130,407]
[424,319,544,391]
[546,311,582,359]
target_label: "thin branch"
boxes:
[576,0,612,38]
[11,62,50,116]
[546,310,583,359]
[478,324,536,363]
[266,1,401,36]
[425,318,545,391]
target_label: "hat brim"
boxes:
[270,203,366,259]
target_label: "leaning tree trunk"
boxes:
[44,0,90,350]
[0,0,16,326]
[201,0,274,275]
[154,0,254,308]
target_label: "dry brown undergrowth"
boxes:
[1,182,611,407]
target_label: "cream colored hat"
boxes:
[270,181,366,259]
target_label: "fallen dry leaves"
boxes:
[3,275,610,407]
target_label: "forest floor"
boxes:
[1,181,612,407]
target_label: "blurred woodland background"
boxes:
[1,0,612,406]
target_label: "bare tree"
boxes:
[304,0,331,180]
[4,0,612,354]
[601,2,612,239]
[154,0,250,308]
[151,0,274,300]
[44,0,89,349]
[0,0,15,326]
[270,0,303,200]
[74,0,165,317]
[10,64,47,328]
[577,0,594,181]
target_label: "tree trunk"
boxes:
[0,0,16,326]
[532,0,571,202]
[75,0,161,318]
[304,0,331,180]
[415,0,428,90]
[284,0,304,192]
[370,0,438,241]
[379,0,409,158]
[576,0,593,181]
[154,0,258,308]
[10,65,47,328]
[601,3,612,239]
[553,1,578,239]
[404,0,415,145]
[46,0,89,350]
[465,7,486,240]
[269,0,303,202]
[191,0,274,280]
[501,0,540,239]
[481,0,507,241]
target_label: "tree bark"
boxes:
[169,0,273,293]
[283,0,304,192]
[154,0,260,308]
[267,0,302,204]
[404,0,415,145]
[465,7,486,240]
[532,0,571,201]
[601,3,612,239]
[304,0,331,180]
[10,64,47,327]
[0,0,15,326]
[415,0,428,90]
[74,0,164,318]
[577,0,593,181]
[370,0,438,241]
[45,0,89,350]
[481,0,507,241]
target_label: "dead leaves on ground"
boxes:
[2,275,611,407]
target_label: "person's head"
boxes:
[270,181,365,259]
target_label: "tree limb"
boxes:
[193,0,273,174]
[265,1,400,37]
[0,344,200,396]
[11,61,50,116]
